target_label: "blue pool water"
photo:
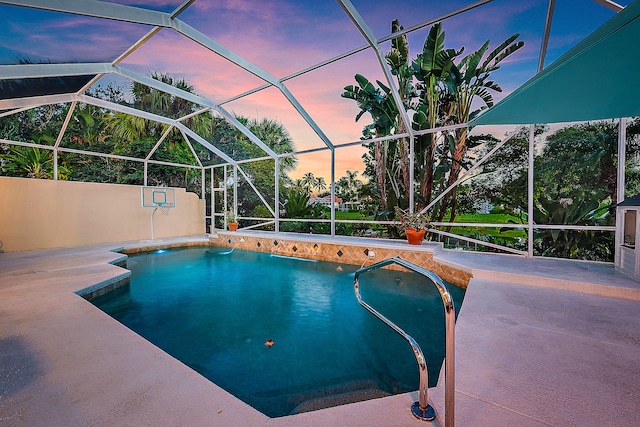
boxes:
[92,247,465,417]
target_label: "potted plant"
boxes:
[225,210,239,231]
[394,207,430,245]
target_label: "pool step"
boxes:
[290,384,391,414]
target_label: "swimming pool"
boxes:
[92,247,465,417]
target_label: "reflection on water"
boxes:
[92,247,465,417]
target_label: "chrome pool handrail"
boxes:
[354,256,455,426]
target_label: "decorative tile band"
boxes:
[210,234,472,288]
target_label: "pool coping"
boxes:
[2,234,640,426]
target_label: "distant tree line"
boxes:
[4,63,640,260]
[468,120,640,260]
[0,73,297,218]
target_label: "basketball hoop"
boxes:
[157,202,173,216]
[141,186,177,240]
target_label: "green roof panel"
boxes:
[473,0,640,125]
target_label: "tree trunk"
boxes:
[419,133,436,210]
[444,196,458,233]
[396,132,410,204]
[437,127,468,222]
[419,87,439,211]
[374,139,387,212]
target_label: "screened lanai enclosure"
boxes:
[1,0,640,262]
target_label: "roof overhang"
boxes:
[473,0,640,125]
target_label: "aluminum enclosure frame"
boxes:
[0,0,631,259]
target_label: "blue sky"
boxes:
[0,0,631,178]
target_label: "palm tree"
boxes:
[336,177,350,199]
[314,176,327,193]
[336,170,363,201]
[291,178,305,192]
[411,22,462,207]
[105,72,208,149]
[104,72,211,190]
[248,117,297,173]
[104,112,149,147]
[385,20,414,204]
[221,116,298,216]
[347,170,359,185]
[342,74,397,211]
[344,21,524,226]
[436,34,523,222]
[67,104,109,147]
[300,172,316,194]
[344,22,462,213]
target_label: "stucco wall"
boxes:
[0,177,204,252]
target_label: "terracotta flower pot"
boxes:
[405,228,426,245]
[228,222,239,231]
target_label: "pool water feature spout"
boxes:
[219,238,245,255]
[358,250,376,269]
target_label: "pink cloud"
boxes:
[112,6,531,182]
[122,30,265,97]
[77,0,620,182]
[192,0,290,23]
[183,0,361,76]
[120,25,378,155]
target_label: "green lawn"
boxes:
[327,211,369,220]
[325,210,526,242]
[449,213,523,224]
[330,211,522,223]
[329,211,524,226]
[442,213,527,239]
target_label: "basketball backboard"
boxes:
[141,186,176,208]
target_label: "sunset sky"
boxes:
[0,0,629,181]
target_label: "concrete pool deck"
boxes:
[1,234,640,426]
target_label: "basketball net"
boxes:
[156,202,173,216]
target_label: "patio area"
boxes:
[1,235,639,426]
